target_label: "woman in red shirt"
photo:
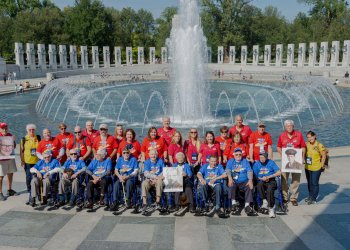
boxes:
[141,127,167,161]
[117,128,141,160]
[183,128,201,168]
[198,131,221,165]
[223,131,249,163]
[168,131,184,165]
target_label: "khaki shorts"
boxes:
[0,160,17,177]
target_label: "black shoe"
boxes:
[217,208,229,218]
[99,196,105,206]
[110,202,119,211]
[31,198,36,207]
[231,205,241,215]
[141,205,148,215]
[85,201,93,209]
[245,206,258,216]
[7,189,18,196]
[41,196,47,206]
[206,207,216,217]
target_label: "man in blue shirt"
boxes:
[85,149,112,209]
[111,147,138,211]
[30,152,61,206]
[197,155,227,217]
[226,148,255,215]
[253,152,281,218]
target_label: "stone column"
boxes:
[26,43,36,70]
[103,46,110,68]
[138,47,144,65]
[161,47,167,64]
[149,47,155,64]
[69,45,78,69]
[342,40,350,67]
[287,44,295,67]
[14,42,25,71]
[241,46,247,66]
[308,42,317,67]
[217,46,224,64]
[59,45,67,70]
[48,44,57,70]
[229,46,236,64]
[92,46,99,69]
[252,45,259,66]
[37,44,46,70]
[207,47,212,63]
[126,47,132,65]
[331,41,340,67]
[114,47,121,66]
[319,42,328,67]
[275,44,283,67]
[297,43,306,67]
[264,45,271,66]
[80,46,88,69]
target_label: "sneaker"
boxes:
[41,196,47,205]
[110,202,119,212]
[0,193,6,201]
[7,189,18,196]
[307,199,317,205]
[152,202,161,210]
[269,207,276,218]
[206,207,216,217]
[261,200,268,209]
[84,201,94,209]
[304,197,311,203]
[141,204,148,215]
[99,195,105,206]
[31,197,36,207]
[216,208,227,218]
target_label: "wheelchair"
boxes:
[29,172,60,208]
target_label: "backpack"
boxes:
[313,142,330,171]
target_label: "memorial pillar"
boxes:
[69,45,78,69]
[264,45,271,66]
[59,45,67,70]
[92,46,99,69]
[331,41,340,67]
[229,46,236,64]
[308,42,317,67]
[161,47,167,64]
[15,42,25,71]
[80,46,88,69]
[37,44,46,70]
[149,47,155,64]
[217,46,224,64]
[319,42,328,67]
[241,46,247,66]
[114,47,121,66]
[342,40,350,67]
[103,46,110,68]
[26,43,36,70]
[297,43,306,67]
[275,44,283,67]
[207,47,212,63]
[48,44,57,70]
[252,45,259,66]
[138,47,144,65]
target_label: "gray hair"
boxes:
[175,152,185,160]
[149,149,158,156]
[235,114,243,120]
[26,124,36,131]
[86,120,93,126]
[284,120,294,127]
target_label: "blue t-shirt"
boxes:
[253,160,280,180]
[33,158,60,175]
[226,158,252,183]
[63,159,86,174]
[116,156,138,176]
[144,158,164,176]
[87,158,112,177]
[199,164,225,184]
[173,162,193,178]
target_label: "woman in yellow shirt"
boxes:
[305,131,327,205]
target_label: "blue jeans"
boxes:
[113,178,134,203]
[24,163,35,192]
[305,169,322,201]
[199,183,222,209]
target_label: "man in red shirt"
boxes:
[36,128,63,160]
[92,124,118,160]
[55,123,73,164]
[66,126,92,163]
[277,119,306,206]
[82,120,99,144]
[229,115,252,144]
[249,122,273,162]
[157,117,176,146]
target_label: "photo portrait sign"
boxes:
[281,147,303,173]
[0,136,15,160]
[163,166,183,192]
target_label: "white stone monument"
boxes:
[207,47,212,63]
[69,45,78,69]
[37,44,46,70]
[138,47,144,65]
[80,46,88,69]
[275,44,283,67]
[59,45,67,70]
[217,46,224,64]
[161,47,167,64]
[114,47,121,66]
[229,46,236,64]
[252,45,259,66]
[297,43,306,67]
[48,44,57,70]
[264,45,271,66]
[287,44,294,67]
[308,42,317,67]
[342,40,350,67]
[331,41,340,67]
[14,42,25,71]
[149,47,155,64]
[92,46,99,69]
[103,46,110,68]
[126,47,133,65]
[241,46,247,66]
[319,42,328,67]
[26,43,36,70]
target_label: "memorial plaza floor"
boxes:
[0,147,349,250]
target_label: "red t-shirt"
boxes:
[141,137,167,159]
[277,130,306,149]
[183,140,200,164]
[118,140,141,159]
[215,136,232,152]
[66,136,92,158]
[199,143,221,164]
[224,142,249,159]
[157,127,176,145]
[55,132,73,163]
[114,136,124,146]
[249,131,273,161]
[37,138,61,158]
[92,135,118,157]
[229,125,252,144]
[168,143,184,164]
[82,129,100,144]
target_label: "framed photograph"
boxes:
[281,148,303,173]
[163,166,183,192]
[0,136,15,160]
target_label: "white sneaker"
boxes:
[269,207,276,218]
[261,199,268,209]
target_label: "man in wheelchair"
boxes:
[29,152,61,206]
[253,152,281,218]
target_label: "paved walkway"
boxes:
[0,148,349,250]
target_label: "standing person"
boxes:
[157,117,176,146]
[66,126,92,163]
[92,124,118,160]
[20,124,41,193]
[277,120,306,206]
[141,127,167,161]
[197,131,221,165]
[36,128,63,160]
[0,123,17,201]
[305,131,327,205]
[215,126,232,162]
[168,131,184,165]
[2,73,6,85]
[183,128,201,171]
[82,120,100,144]
[249,122,273,163]
[229,115,252,144]
[55,123,73,164]
[113,124,124,145]
[117,128,141,160]
[223,131,249,163]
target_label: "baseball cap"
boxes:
[234,148,242,153]
[0,122,8,128]
[258,121,265,127]
[259,152,268,158]
[99,124,108,130]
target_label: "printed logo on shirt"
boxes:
[150,166,159,175]
[95,166,106,175]
[69,165,77,171]
[120,164,131,173]
[40,166,50,173]
[206,171,217,180]
[259,167,269,175]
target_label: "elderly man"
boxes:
[29,152,60,206]
[229,115,252,144]
[277,120,306,206]
[92,124,118,160]
[66,126,92,163]
[0,122,18,201]
[248,121,273,163]
[82,120,100,144]
[157,117,176,146]
[36,128,64,160]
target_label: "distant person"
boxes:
[334,79,339,85]
[344,71,349,84]
[157,117,176,146]
[3,73,6,85]
[229,115,252,144]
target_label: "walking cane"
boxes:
[39,178,43,204]
[122,181,127,206]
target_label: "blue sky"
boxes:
[52,0,310,21]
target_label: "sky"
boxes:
[52,0,310,21]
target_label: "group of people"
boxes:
[0,116,327,218]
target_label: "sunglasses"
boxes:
[100,128,107,131]
[70,153,78,156]
[60,127,66,130]
[190,131,197,134]
[44,156,50,159]
[74,131,82,134]
[235,153,242,156]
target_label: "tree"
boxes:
[154,7,177,50]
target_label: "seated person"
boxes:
[58,149,87,206]
[29,152,60,206]
[111,147,138,211]
[226,148,255,215]
[197,155,227,217]
[141,149,165,213]
[85,149,112,209]
[173,152,194,213]
[253,152,281,218]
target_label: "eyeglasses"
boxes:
[60,127,66,130]
[70,153,78,156]
[190,131,197,134]
[74,131,82,134]
[221,131,228,134]
[234,153,242,156]
[100,128,107,131]
[44,156,50,159]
